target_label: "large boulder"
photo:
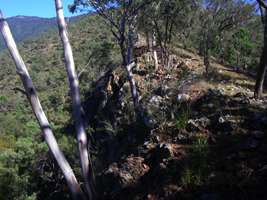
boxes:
[100,156,150,193]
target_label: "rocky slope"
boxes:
[89,47,267,200]
[0,12,266,200]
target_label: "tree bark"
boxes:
[254,8,267,99]
[152,33,159,71]
[204,33,211,74]
[146,31,153,54]
[54,1,94,199]
[0,10,85,200]
[126,21,140,115]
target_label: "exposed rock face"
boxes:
[187,117,211,132]
[83,44,267,200]
[101,156,150,193]
[177,93,191,103]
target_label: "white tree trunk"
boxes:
[126,62,139,110]
[54,1,94,199]
[153,49,159,71]
[126,22,140,115]
[152,33,159,71]
[0,11,85,200]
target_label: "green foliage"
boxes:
[0,1,264,199]
[233,28,255,54]
[0,137,38,200]
[0,13,118,200]
[0,135,15,151]
[0,95,7,105]
[181,136,210,188]
[175,109,189,131]
[0,16,57,50]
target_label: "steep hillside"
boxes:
[0,11,267,200]
[0,14,120,200]
[0,16,57,50]
[0,15,82,50]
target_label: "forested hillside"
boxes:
[0,0,267,200]
[0,15,82,50]
[0,16,58,50]
[0,14,120,200]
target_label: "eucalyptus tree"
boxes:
[70,0,152,120]
[138,0,196,68]
[55,0,94,199]
[0,10,87,200]
[198,0,255,73]
[137,7,159,70]
[254,0,267,98]
[0,0,96,199]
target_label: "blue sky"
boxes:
[0,0,83,18]
[0,0,257,18]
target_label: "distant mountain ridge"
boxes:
[0,15,81,50]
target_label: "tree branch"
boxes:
[257,0,267,9]
[0,9,85,200]
[54,1,95,199]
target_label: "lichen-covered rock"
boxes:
[101,156,150,193]
[177,93,190,103]
[186,117,211,132]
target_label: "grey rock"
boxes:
[152,135,161,143]
[177,133,187,140]
[149,95,163,105]
[177,93,190,103]
[155,85,170,97]
[143,115,156,129]
[208,88,225,96]
[187,117,211,131]
[102,156,150,192]
[218,116,225,123]
[143,141,155,150]
[218,115,234,124]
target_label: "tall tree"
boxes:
[0,10,86,200]
[139,0,195,68]
[198,0,255,73]
[137,12,159,70]
[70,0,151,120]
[254,0,267,98]
[54,0,94,199]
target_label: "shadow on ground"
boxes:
[96,88,267,200]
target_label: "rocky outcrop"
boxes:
[100,156,150,194]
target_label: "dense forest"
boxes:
[0,0,267,200]
[0,16,57,50]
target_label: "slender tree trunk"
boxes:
[54,1,94,199]
[127,23,134,65]
[126,21,140,116]
[145,31,152,63]
[254,47,267,99]
[146,31,153,63]
[152,33,159,71]
[119,28,127,67]
[146,31,158,70]
[255,10,267,99]
[204,50,210,74]
[0,11,85,200]
[204,33,210,74]
[120,42,127,67]
[126,62,139,112]
[153,49,159,71]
